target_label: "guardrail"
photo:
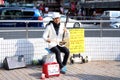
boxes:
[0,20,120,39]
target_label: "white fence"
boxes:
[0,38,48,67]
[0,37,120,67]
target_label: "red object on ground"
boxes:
[42,62,60,78]
[40,73,45,80]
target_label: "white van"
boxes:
[101,11,120,28]
[103,11,120,20]
[102,11,120,28]
[102,11,120,20]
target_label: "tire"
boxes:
[73,22,80,28]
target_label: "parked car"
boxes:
[43,13,81,28]
[102,10,120,20]
[101,10,120,28]
[0,7,43,27]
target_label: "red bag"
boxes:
[42,62,60,78]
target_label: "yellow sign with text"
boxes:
[69,29,85,54]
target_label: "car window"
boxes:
[0,8,42,20]
[61,15,66,21]
[0,9,2,19]
[116,16,120,18]
[1,10,22,20]
[22,11,34,18]
[0,10,2,15]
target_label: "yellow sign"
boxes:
[69,29,85,54]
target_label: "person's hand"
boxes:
[63,28,67,32]
[59,41,66,46]
[46,39,51,43]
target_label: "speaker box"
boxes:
[3,55,26,70]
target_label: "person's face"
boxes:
[53,17,60,24]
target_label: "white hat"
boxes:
[52,12,61,18]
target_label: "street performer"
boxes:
[43,12,70,74]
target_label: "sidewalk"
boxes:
[0,61,120,80]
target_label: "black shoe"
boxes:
[60,70,66,74]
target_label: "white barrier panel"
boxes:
[0,38,48,67]
[0,37,120,67]
[81,37,120,60]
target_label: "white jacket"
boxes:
[43,23,70,49]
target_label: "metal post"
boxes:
[100,19,102,37]
[25,22,28,39]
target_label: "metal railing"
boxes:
[85,0,120,3]
[0,20,120,39]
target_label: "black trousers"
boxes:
[50,45,70,69]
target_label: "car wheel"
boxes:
[116,25,120,28]
[113,25,119,28]
[73,22,80,28]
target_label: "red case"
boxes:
[42,62,60,78]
